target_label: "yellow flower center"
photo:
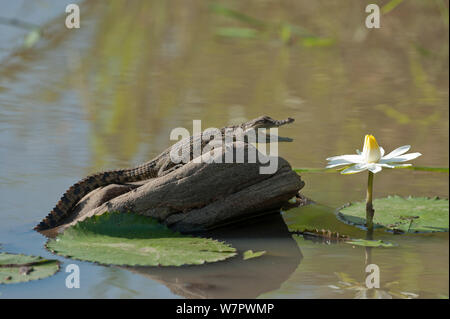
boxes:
[363,134,381,163]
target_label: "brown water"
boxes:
[0,0,448,298]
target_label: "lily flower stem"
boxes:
[365,226,373,265]
[407,220,414,233]
[366,171,375,232]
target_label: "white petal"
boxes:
[367,164,383,174]
[379,146,385,157]
[326,157,365,167]
[377,162,413,169]
[377,163,414,169]
[341,163,368,175]
[381,152,422,163]
[378,163,395,168]
[326,159,352,168]
[356,149,361,155]
[326,154,364,163]
[382,145,411,160]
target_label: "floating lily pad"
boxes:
[0,252,60,284]
[338,196,449,234]
[345,239,395,248]
[283,204,361,237]
[46,212,236,266]
[243,250,266,260]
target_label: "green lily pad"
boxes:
[283,204,361,237]
[345,239,395,248]
[46,212,237,266]
[0,253,60,284]
[338,196,449,234]
[243,250,266,260]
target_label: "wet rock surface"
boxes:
[47,142,305,234]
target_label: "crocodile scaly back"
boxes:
[34,163,158,231]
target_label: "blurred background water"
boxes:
[0,0,448,298]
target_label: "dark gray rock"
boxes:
[51,142,305,233]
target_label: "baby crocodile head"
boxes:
[243,115,295,131]
[241,115,295,142]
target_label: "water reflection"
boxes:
[272,205,448,299]
[119,214,302,298]
[328,230,419,299]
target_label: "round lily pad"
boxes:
[338,196,449,234]
[46,212,237,266]
[0,252,60,284]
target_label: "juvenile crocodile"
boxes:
[35,115,294,231]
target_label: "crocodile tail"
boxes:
[34,170,130,231]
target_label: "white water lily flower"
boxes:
[326,135,422,174]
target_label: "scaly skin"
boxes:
[34,115,294,231]
[34,158,164,230]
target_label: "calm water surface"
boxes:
[0,0,448,298]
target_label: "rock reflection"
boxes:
[120,213,302,298]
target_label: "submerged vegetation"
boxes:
[0,0,447,175]
[210,3,334,46]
